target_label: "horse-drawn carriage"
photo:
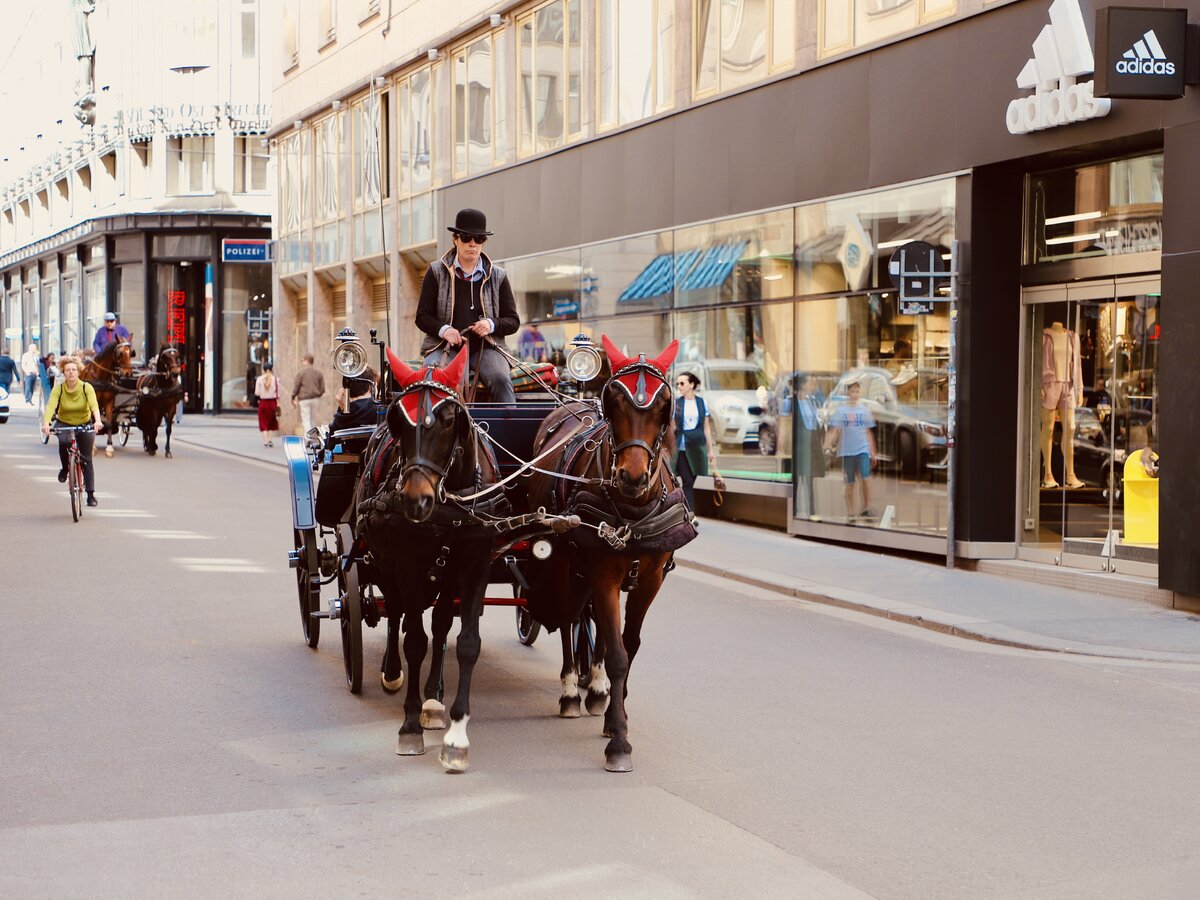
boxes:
[284,329,697,772]
[80,340,183,457]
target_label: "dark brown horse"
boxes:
[526,336,695,772]
[135,346,183,458]
[353,346,505,773]
[81,339,136,457]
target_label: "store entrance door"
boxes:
[1019,277,1161,576]
[154,262,206,413]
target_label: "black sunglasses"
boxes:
[457,233,488,245]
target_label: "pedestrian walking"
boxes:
[673,371,716,509]
[290,353,325,433]
[255,362,280,447]
[415,207,519,402]
[823,380,878,520]
[20,343,40,405]
[0,346,18,394]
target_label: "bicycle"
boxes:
[51,425,94,522]
[36,385,49,444]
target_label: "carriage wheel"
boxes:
[515,607,541,646]
[119,422,130,447]
[293,529,320,648]
[337,525,363,694]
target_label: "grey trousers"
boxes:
[424,345,514,403]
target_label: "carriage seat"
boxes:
[315,425,378,526]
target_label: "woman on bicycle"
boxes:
[41,356,105,507]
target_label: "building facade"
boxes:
[270,0,1199,604]
[0,0,275,413]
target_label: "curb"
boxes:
[170,436,288,469]
[673,557,1200,664]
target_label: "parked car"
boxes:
[675,359,766,449]
[750,371,839,456]
[819,366,948,479]
[0,385,9,424]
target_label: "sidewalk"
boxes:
[165,411,1200,664]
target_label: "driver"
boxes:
[415,208,519,403]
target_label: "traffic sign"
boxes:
[888,241,949,300]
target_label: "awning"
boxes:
[617,240,749,302]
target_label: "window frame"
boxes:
[596,0,675,132]
[451,30,500,179]
[516,0,583,159]
[693,0,799,100]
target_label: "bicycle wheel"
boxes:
[69,453,82,522]
[37,396,49,444]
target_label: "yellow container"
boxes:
[1123,449,1159,545]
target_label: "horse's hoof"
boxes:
[602,726,613,738]
[420,699,447,730]
[165,451,172,459]
[604,752,633,773]
[439,745,469,773]
[380,669,404,693]
[104,446,114,458]
[395,732,425,756]
[585,690,610,716]
[559,696,582,718]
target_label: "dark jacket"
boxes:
[415,248,518,355]
[673,395,710,478]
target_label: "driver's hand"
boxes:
[466,320,492,337]
[442,327,464,347]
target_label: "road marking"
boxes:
[90,509,156,518]
[172,557,269,574]
[15,464,60,470]
[126,529,212,540]
[4,453,42,459]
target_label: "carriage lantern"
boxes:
[564,333,603,383]
[332,327,369,379]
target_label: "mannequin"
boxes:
[1040,321,1084,489]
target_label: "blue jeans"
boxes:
[841,452,871,484]
[23,373,37,404]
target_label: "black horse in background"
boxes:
[135,346,183,457]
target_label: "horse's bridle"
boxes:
[393,376,471,496]
[601,357,673,491]
[92,340,135,380]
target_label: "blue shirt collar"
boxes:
[454,256,485,280]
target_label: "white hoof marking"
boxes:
[561,671,580,699]
[420,698,447,729]
[381,669,404,691]
[590,663,610,696]
[443,715,470,749]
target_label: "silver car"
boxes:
[676,359,765,449]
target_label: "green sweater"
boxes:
[44,381,100,426]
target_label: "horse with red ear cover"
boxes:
[600,334,679,375]
[386,345,469,392]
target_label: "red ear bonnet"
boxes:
[648,340,679,375]
[433,345,469,392]
[600,334,632,372]
[601,336,679,409]
[386,347,421,388]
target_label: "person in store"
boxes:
[92,312,132,355]
[794,373,826,518]
[415,208,519,402]
[673,371,716,509]
[824,380,878,520]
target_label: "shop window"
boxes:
[793,292,949,530]
[673,209,794,308]
[167,136,214,195]
[597,0,674,130]
[695,0,796,98]
[112,264,146,361]
[223,263,273,410]
[1026,153,1164,265]
[517,0,583,157]
[63,276,81,358]
[795,177,956,298]
[397,66,435,247]
[84,267,106,339]
[818,0,954,59]
[505,250,585,363]
[41,281,60,353]
[581,233,674,318]
[235,136,269,193]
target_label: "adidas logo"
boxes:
[1006,0,1111,135]
[1115,30,1176,76]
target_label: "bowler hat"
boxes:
[447,208,493,236]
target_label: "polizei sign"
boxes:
[1095,7,1188,100]
[1006,0,1111,135]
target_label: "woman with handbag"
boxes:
[254,362,280,447]
[674,371,717,509]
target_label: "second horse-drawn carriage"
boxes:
[285,329,698,772]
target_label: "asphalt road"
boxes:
[2,410,1199,899]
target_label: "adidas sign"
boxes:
[1114,30,1176,76]
[1006,0,1111,135]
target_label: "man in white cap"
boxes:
[415,208,519,402]
[92,312,132,355]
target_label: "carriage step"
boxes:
[310,598,345,620]
[287,550,300,569]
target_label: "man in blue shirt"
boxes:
[824,381,877,520]
[92,312,132,355]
